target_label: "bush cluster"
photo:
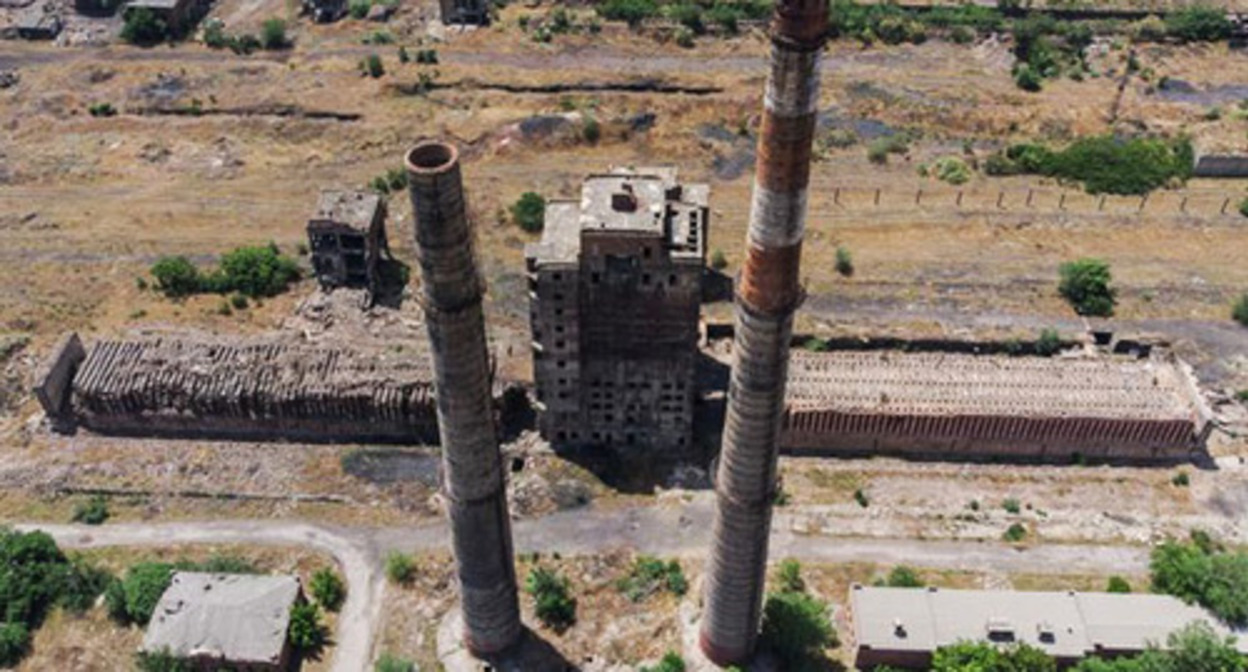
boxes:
[640,652,686,672]
[150,244,301,300]
[310,567,345,612]
[759,560,836,669]
[71,495,110,525]
[121,7,169,44]
[990,135,1193,195]
[616,556,687,602]
[288,602,328,653]
[370,167,409,195]
[106,555,258,626]
[384,551,415,585]
[375,652,416,672]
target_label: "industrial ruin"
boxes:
[406,141,523,654]
[782,350,1212,462]
[307,189,390,297]
[700,0,827,664]
[36,331,438,443]
[526,167,708,453]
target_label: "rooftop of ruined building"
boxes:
[141,572,300,665]
[526,166,708,265]
[786,350,1201,422]
[309,189,383,232]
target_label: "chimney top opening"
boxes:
[406,142,458,174]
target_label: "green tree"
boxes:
[218,244,301,298]
[309,567,346,612]
[1059,258,1116,317]
[525,566,576,630]
[288,602,329,652]
[1165,621,1246,672]
[363,53,385,78]
[1165,7,1232,42]
[511,192,546,233]
[151,256,203,297]
[59,560,113,613]
[759,590,836,668]
[597,0,658,28]
[1003,522,1028,542]
[1035,328,1062,356]
[835,246,854,277]
[710,248,727,271]
[260,18,287,49]
[121,7,168,44]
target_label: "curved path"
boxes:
[17,502,1152,671]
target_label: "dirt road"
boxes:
[18,501,1151,670]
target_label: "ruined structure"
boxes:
[307,189,389,296]
[437,0,488,25]
[526,167,708,453]
[123,0,210,34]
[782,351,1211,462]
[42,333,438,443]
[700,0,827,664]
[406,141,522,654]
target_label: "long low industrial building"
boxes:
[781,350,1212,463]
[851,585,1248,669]
[36,332,439,443]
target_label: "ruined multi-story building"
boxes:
[307,190,389,296]
[526,167,708,453]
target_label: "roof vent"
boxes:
[893,618,907,638]
[612,184,638,213]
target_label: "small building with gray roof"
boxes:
[850,585,1248,670]
[141,572,301,671]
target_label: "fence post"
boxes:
[1098,195,1106,211]
[996,191,1004,209]
[1026,189,1034,208]
[875,188,881,206]
[1180,196,1188,213]
[956,191,964,207]
[915,190,922,206]
[1059,193,1066,211]
[834,187,840,206]
[1222,197,1230,215]
[1139,194,1148,212]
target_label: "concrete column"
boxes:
[700,0,827,666]
[406,141,523,655]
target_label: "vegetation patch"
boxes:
[1151,531,1248,627]
[986,135,1193,195]
[761,560,836,670]
[616,555,687,602]
[525,565,576,630]
[150,243,301,300]
[1059,258,1116,317]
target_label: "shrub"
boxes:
[363,30,393,44]
[375,652,416,672]
[104,577,128,622]
[597,0,658,28]
[1106,576,1132,593]
[854,488,869,508]
[664,2,703,33]
[0,530,78,632]
[617,556,687,602]
[674,25,696,48]
[310,567,345,611]
[60,560,113,613]
[151,256,202,298]
[218,244,301,298]
[641,652,686,672]
[526,566,576,630]
[706,3,740,33]
[885,565,924,588]
[228,33,261,55]
[776,558,805,594]
[202,19,227,47]
[933,642,1055,671]
[1129,14,1167,41]
[931,156,971,185]
[230,293,248,310]
[1172,471,1190,487]
[119,562,175,625]
[72,495,110,525]
[397,45,409,63]
[362,53,385,78]
[1003,522,1028,542]
[1002,497,1022,514]
[122,7,168,44]
[760,590,836,667]
[1035,328,1061,356]
[512,192,546,233]
[867,135,908,164]
[1059,258,1116,317]
[288,602,328,652]
[583,114,601,143]
[1239,197,1248,218]
[1166,6,1232,43]
[835,246,854,277]
[992,136,1193,195]
[135,648,192,672]
[349,0,370,18]
[88,102,117,117]
[415,48,438,64]
[1014,63,1043,91]
[950,25,974,44]
[385,551,415,585]
[1233,293,1248,327]
[260,18,287,49]
[710,248,727,271]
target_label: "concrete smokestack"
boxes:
[406,141,523,655]
[699,0,827,665]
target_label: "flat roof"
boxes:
[142,572,300,665]
[310,189,383,232]
[526,166,707,264]
[787,351,1198,422]
[852,586,1248,661]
